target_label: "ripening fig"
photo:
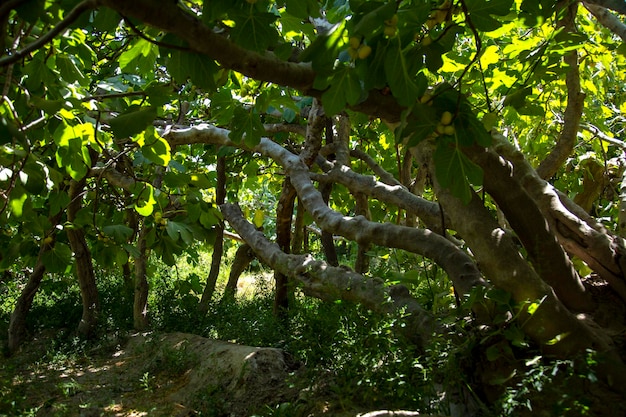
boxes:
[349,36,361,50]
[440,111,453,125]
[43,236,54,245]
[443,125,456,135]
[383,25,397,37]
[358,44,372,59]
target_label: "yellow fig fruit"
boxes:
[443,125,456,135]
[440,111,453,125]
[357,44,372,59]
[43,236,54,245]
[383,25,397,37]
[348,47,359,60]
[349,36,361,50]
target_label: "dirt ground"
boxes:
[0,331,301,417]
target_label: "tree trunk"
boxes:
[222,243,255,300]
[7,210,63,354]
[274,178,297,318]
[354,192,371,274]
[133,225,150,330]
[67,179,100,338]
[319,181,338,266]
[7,260,46,355]
[199,155,227,312]
[291,198,305,254]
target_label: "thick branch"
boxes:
[584,0,626,14]
[493,133,626,302]
[584,2,626,41]
[314,160,446,234]
[164,124,486,297]
[413,141,611,358]
[221,203,438,347]
[465,144,595,312]
[99,0,405,123]
[536,2,585,179]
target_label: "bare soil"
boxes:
[0,331,300,416]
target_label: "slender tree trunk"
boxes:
[7,260,46,355]
[67,179,100,338]
[199,155,227,312]
[133,225,150,330]
[222,243,255,300]
[319,181,339,266]
[274,179,297,318]
[291,198,305,254]
[354,192,371,274]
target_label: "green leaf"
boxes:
[119,38,158,73]
[434,138,483,204]
[202,0,231,23]
[230,11,279,52]
[300,22,347,72]
[92,7,121,32]
[167,48,218,91]
[385,39,425,106]
[403,104,438,147]
[40,243,73,274]
[320,66,363,116]
[109,106,157,139]
[102,224,134,243]
[229,106,265,148]
[8,186,28,217]
[351,2,396,36]
[285,0,320,19]
[464,0,514,32]
[136,126,171,167]
[134,183,156,216]
[56,54,87,85]
[19,161,47,195]
[165,221,194,245]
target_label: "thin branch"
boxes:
[81,90,148,101]
[122,17,192,52]
[536,1,585,179]
[581,123,626,150]
[0,0,98,67]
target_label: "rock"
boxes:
[127,332,297,416]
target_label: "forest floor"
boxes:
[0,330,308,417]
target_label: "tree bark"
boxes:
[222,243,256,299]
[274,179,297,318]
[7,209,63,354]
[536,1,584,180]
[7,258,46,354]
[133,224,150,330]
[67,178,100,338]
[164,125,487,298]
[199,155,227,312]
[465,144,595,312]
[221,203,438,348]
